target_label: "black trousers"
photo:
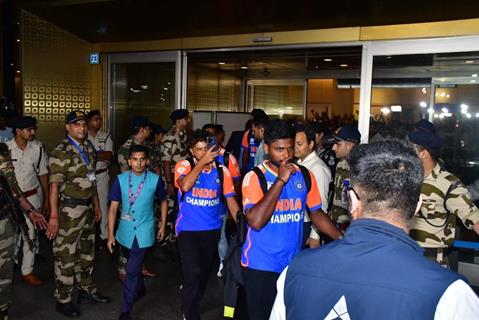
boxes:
[242,267,280,320]
[178,229,221,320]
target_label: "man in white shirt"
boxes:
[295,123,331,248]
[6,116,49,285]
[86,110,114,243]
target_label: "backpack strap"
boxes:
[223,151,230,169]
[297,164,311,193]
[252,166,268,194]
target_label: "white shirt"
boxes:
[297,151,331,240]
[270,267,479,320]
[87,130,113,171]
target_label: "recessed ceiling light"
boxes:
[323,58,332,62]
[218,62,226,65]
[315,65,319,69]
[241,66,248,70]
[465,60,475,64]
[472,74,478,77]
[471,80,477,83]
[340,64,348,67]
[16,39,20,42]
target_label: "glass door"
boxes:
[108,51,181,146]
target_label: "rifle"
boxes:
[0,175,34,250]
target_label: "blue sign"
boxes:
[89,53,100,65]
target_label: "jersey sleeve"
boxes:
[227,154,241,180]
[221,166,236,198]
[241,130,249,149]
[174,159,192,189]
[242,170,264,210]
[108,177,122,202]
[307,170,322,212]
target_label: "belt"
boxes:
[423,247,449,257]
[96,168,108,175]
[61,198,92,206]
[23,187,38,197]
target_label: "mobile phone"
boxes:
[207,136,218,150]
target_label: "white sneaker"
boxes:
[217,262,224,278]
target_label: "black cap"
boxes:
[11,116,37,129]
[408,130,442,150]
[251,108,268,120]
[151,123,167,135]
[327,124,361,143]
[132,116,152,128]
[86,109,101,120]
[415,119,436,133]
[170,109,189,122]
[66,110,86,124]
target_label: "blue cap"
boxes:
[66,110,86,124]
[132,116,152,128]
[408,130,442,150]
[415,119,436,133]
[329,124,361,143]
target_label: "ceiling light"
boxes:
[446,94,450,98]
[16,70,20,74]
[421,87,427,94]
[467,113,472,119]
[472,74,478,77]
[16,39,20,42]
[380,107,390,115]
[218,62,226,65]
[323,58,332,62]
[419,101,427,108]
[427,108,434,114]
[340,64,348,67]
[461,103,469,110]
[465,60,475,64]
[441,107,449,113]
[391,105,402,112]
[163,87,168,90]
[433,113,439,119]
[241,66,248,70]
[440,92,446,97]
[471,80,477,83]
[315,65,319,69]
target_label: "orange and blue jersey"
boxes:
[218,148,241,181]
[241,162,322,273]
[174,159,236,235]
[241,129,260,172]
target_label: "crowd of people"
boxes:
[1,107,479,320]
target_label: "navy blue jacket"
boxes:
[285,219,464,320]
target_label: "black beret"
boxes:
[170,109,189,122]
[66,110,86,124]
[151,123,167,135]
[12,116,37,129]
[408,130,442,150]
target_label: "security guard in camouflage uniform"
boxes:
[0,143,47,320]
[329,125,361,230]
[146,123,167,176]
[161,109,189,244]
[408,130,479,267]
[47,110,111,318]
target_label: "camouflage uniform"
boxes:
[49,138,98,303]
[330,159,351,226]
[145,140,163,176]
[410,163,479,265]
[161,126,188,242]
[0,144,22,314]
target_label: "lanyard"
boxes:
[128,171,147,210]
[67,135,92,169]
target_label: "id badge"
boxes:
[120,214,133,221]
[87,171,96,182]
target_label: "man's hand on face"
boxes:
[278,160,296,184]
[198,146,219,167]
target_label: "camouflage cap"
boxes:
[66,110,86,124]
